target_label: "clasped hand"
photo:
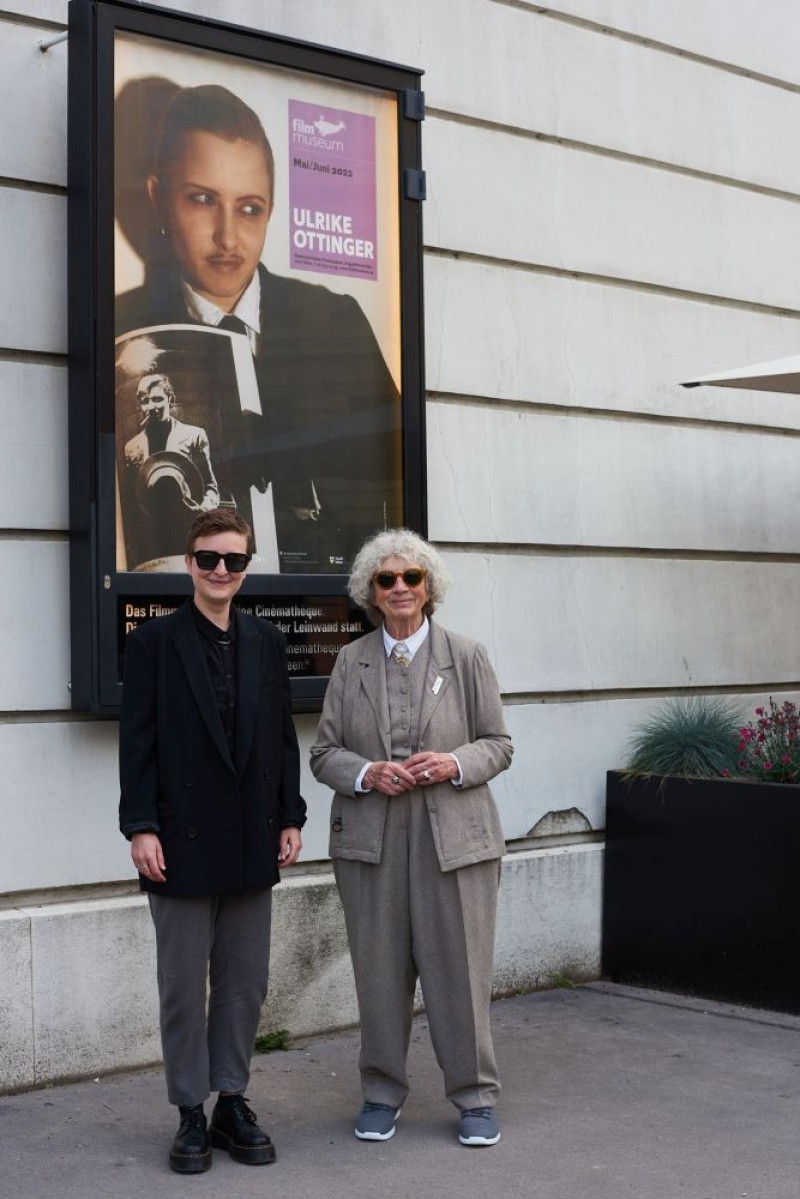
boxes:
[365,752,457,796]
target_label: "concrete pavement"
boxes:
[2,983,798,1199]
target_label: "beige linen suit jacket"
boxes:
[310,621,513,872]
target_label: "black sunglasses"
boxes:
[372,568,427,589]
[191,550,251,573]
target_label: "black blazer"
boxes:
[117,264,403,570]
[119,599,306,897]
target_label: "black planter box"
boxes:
[602,770,800,1013]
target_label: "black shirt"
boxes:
[191,602,238,759]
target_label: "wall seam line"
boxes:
[433,541,800,564]
[501,683,800,705]
[425,247,800,319]
[428,393,800,438]
[487,0,800,96]
[427,107,800,204]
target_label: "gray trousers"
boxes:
[148,889,273,1108]
[334,791,501,1112]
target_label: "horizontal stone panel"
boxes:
[0,16,67,186]
[0,361,67,530]
[428,402,800,553]
[438,552,800,696]
[0,910,33,1091]
[0,189,66,354]
[1,2,66,22]
[290,713,335,865]
[533,0,800,87]
[29,895,161,1083]
[425,255,800,429]
[2,720,127,893]
[494,845,602,993]
[424,118,800,312]
[265,872,359,1038]
[0,541,71,710]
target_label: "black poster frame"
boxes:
[68,0,426,713]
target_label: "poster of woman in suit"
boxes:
[114,33,404,575]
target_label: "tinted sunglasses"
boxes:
[191,550,251,573]
[372,568,427,589]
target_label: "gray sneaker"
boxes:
[354,1102,401,1141]
[458,1107,501,1146]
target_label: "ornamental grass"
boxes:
[623,695,743,780]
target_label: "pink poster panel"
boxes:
[289,100,378,281]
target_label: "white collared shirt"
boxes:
[382,615,430,662]
[182,272,262,354]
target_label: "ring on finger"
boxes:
[423,769,431,781]
[391,774,399,784]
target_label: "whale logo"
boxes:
[314,116,346,137]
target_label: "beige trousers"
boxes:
[334,790,501,1111]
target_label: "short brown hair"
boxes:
[186,508,254,556]
[155,85,275,212]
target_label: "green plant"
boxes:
[547,971,578,990]
[253,1029,291,1054]
[623,696,743,779]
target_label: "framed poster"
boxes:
[68,0,427,712]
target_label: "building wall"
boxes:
[2,0,799,1090]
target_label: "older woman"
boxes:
[310,529,513,1147]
